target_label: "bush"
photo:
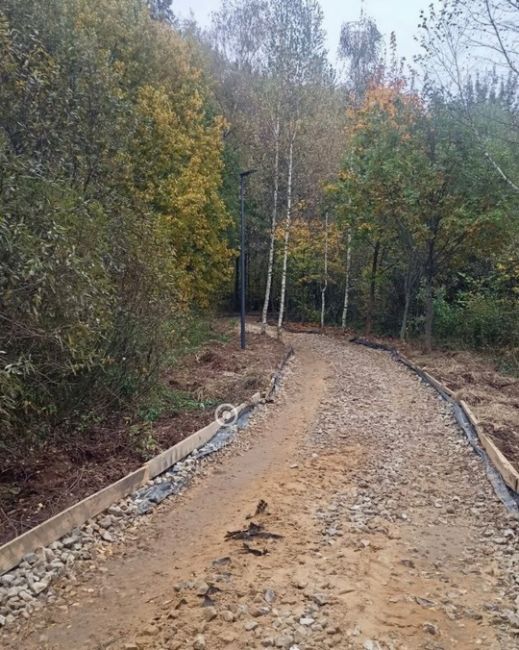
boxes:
[0,1,231,447]
[433,289,519,350]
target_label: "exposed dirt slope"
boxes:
[4,333,519,650]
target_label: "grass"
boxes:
[138,385,219,423]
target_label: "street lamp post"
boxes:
[239,169,257,350]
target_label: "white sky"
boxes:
[172,0,430,64]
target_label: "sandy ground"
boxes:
[3,332,519,650]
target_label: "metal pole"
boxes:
[240,174,246,350]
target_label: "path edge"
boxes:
[0,346,295,576]
[351,337,519,515]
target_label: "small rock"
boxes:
[30,581,48,596]
[311,593,329,606]
[203,606,217,622]
[251,606,270,617]
[195,581,210,596]
[363,641,381,650]
[221,610,235,623]
[423,622,439,635]
[1,575,15,587]
[193,634,206,650]
[274,634,294,648]
[99,516,113,529]
[244,620,258,631]
[264,589,277,604]
[299,616,314,626]
[220,631,237,644]
[0,615,6,627]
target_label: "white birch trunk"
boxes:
[277,130,296,335]
[320,212,329,330]
[261,115,280,334]
[341,229,352,330]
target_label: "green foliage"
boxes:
[433,290,519,350]
[0,0,231,446]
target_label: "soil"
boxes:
[4,330,519,649]
[0,321,288,546]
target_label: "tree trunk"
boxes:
[320,213,329,330]
[400,273,411,341]
[261,115,280,334]
[341,229,352,330]
[424,241,435,352]
[277,131,295,336]
[365,240,380,336]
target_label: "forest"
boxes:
[0,0,518,448]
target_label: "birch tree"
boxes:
[267,0,329,333]
[341,229,352,329]
[320,212,329,329]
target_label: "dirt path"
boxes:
[4,335,519,649]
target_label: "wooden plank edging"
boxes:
[146,421,220,480]
[397,353,519,499]
[0,467,147,575]
[479,432,519,493]
[353,340,519,507]
[0,349,294,576]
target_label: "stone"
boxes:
[244,620,258,631]
[274,634,294,648]
[264,589,277,604]
[195,581,210,596]
[193,634,206,649]
[1,575,15,587]
[221,610,235,623]
[251,606,270,617]
[311,593,329,607]
[61,532,80,548]
[203,606,217,622]
[99,516,114,529]
[299,617,314,626]
[363,641,381,650]
[423,622,439,635]
[0,615,6,627]
[30,581,48,596]
[220,632,238,644]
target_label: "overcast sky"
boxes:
[172,0,430,64]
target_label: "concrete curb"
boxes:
[0,350,294,576]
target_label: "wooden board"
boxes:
[479,431,519,493]
[0,467,147,575]
[146,421,220,480]
[459,400,479,428]
[0,383,275,575]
